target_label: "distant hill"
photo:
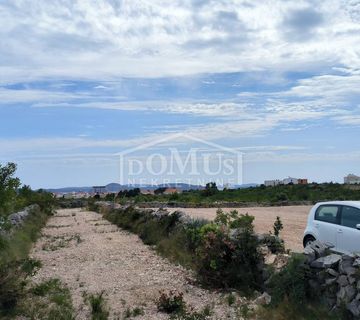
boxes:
[46,182,206,193]
[46,182,258,193]
[46,186,93,193]
[233,183,259,189]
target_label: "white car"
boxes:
[303,201,360,254]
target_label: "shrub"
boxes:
[195,210,263,291]
[267,254,312,307]
[87,291,109,320]
[103,206,264,292]
[21,278,75,320]
[0,258,41,316]
[260,234,285,254]
[183,219,208,252]
[273,216,283,237]
[171,306,213,320]
[156,290,185,314]
[124,306,144,318]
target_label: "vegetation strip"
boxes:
[96,203,356,319]
[0,162,75,318]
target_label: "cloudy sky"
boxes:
[1,0,360,188]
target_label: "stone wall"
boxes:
[7,204,40,227]
[305,241,360,318]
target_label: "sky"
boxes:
[0,0,360,188]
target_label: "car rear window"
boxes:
[315,205,339,224]
[341,206,360,229]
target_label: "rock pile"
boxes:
[304,241,360,318]
[7,204,40,226]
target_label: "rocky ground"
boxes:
[30,208,245,319]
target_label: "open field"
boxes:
[169,206,312,252]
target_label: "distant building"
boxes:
[92,186,106,194]
[264,180,282,187]
[264,177,308,186]
[140,189,154,195]
[344,174,360,184]
[283,177,299,185]
[298,179,308,185]
[163,187,180,195]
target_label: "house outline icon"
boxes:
[115,132,243,186]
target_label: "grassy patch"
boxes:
[0,207,51,317]
[42,233,82,251]
[21,278,75,320]
[124,306,145,318]
[0,207,48,264]
[86,291,110,320]
[257,301,342,320]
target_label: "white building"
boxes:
[264,177,304,186]
[283,177,299,185]
[264,179,283,187]
[344,174,360,184]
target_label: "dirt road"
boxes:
[169,206,311,252]
[30,209,235,319]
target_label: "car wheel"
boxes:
[303,235,316,248]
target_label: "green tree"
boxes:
[203,182,218,196]
[0,163,21,216]
[273,216,284,237]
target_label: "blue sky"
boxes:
[0,0,360,188]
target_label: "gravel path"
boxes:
[30,209,238,319]
[168,206,311,252]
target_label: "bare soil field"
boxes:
[30,209,241,319]
[169,206,312,252]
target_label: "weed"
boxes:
[124,306,144,318]
[21,278,75,320]
[45,224,72,229]
[273,216,283,237]
[157,290,185,314]
[237,304,253,319]
[170,305,213,320]
[226,293,236,306]
[87,291,110,320]
[42,234,82,251]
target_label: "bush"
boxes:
[87,291,109,320]
[0,258,41,316]
[267,254,312,307]
[21,278,75,320]
[260,234,285,254]
[103,206,264,291]
[273,216,283,237]
[124,306,144,318]
[157,290,186,314]
[195,210,263,291]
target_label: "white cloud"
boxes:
[244,150,360,163]
[0,0,359,82]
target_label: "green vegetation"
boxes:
[99,204,341,319]
[113,182,360,206]
[0,162,60,317]
[0,162,20,216]
[195,210,263,291]
[124,306,145,318]
[156,290,213,319]
[24,278,75,320]
[87,291,110,320]
[273,216,283,237]
[261,254,346,320]
[157,290,186,314]
[100,205,269,292]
